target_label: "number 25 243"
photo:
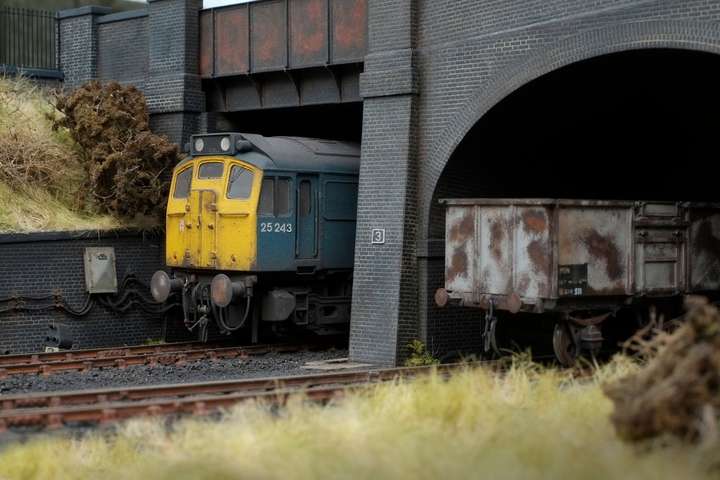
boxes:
[261,222,293,233]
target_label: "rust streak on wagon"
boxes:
[440,198,720,314]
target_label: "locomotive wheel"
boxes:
[552,322,578,367]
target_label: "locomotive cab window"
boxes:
[259,177,291,216]
[173,167,193,199]
[198,162,224,179]
[227,165,254,199]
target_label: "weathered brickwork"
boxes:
[58,6,111,90]
[150,112,200,148]
[0,231,169,354]
[145,0,203,144]
[97,12,149,91]
[350,0,419,366]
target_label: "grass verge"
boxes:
[1,357,718,480]
[0,76,122,233]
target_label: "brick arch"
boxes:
[421,19,720,237]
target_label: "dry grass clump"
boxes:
[1,358,718,480]
[605,298,720,444]
[0,76,84,202]
[52,81,180,219]
[0,182,121,232]
[0,76,120,232]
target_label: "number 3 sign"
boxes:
[371,228,385,244]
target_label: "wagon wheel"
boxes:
[552,322,578,367]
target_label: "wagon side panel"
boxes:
[689,206,720,292]
[514,206,553,300]
[477,206,513,296]
[558,207,632,296]
[445,205,475,293]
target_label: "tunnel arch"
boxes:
[422,24,720,357]
[422,20,720,237]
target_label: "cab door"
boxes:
[296,175,318,259]
[188,160,225,268]
[188,189,218,268]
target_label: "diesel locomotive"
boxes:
[151,133,359,341]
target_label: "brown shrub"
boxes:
[52,81,180,219]
[604,298,720,444]
[0,129,69,192]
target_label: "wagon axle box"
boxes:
[439,199,720,315]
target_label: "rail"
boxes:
[0,363,479,431]
[0,341,330,378]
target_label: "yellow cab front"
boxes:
[165,156,262,272]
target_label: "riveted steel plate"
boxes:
[331,0,367,62]
[199,10,214,77]
[290,0,328,67]
[216,5,250,75]
[251,0,287,72]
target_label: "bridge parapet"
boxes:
[200,0,366,111]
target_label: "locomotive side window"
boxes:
[259,178,274,215]
[277,178,291,216]
[173,167,193,199]
[227,165,254,199]
[198,162,224,179]
[299,180,312,216]
[259,178,291,216]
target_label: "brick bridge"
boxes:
[58,0,720,365]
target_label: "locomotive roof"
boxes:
[186,133,360,175]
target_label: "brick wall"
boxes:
[150,112,200,150]
[98,11,149,91]
[0,230,171,354]
[349,0,419,366]
[146,0,203,145]
[58,6,111,90]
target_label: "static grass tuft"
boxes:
[1,359,718,480]
[0,76,121,233]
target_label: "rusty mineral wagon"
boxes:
[435,199,720,365]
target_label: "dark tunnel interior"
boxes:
[214,102,363,143]
[431,48,720,236]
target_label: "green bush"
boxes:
[404,339,440,367]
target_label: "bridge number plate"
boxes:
[371,228,385,244]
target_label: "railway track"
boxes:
[0,364,469,432]
[0,341,336,378]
